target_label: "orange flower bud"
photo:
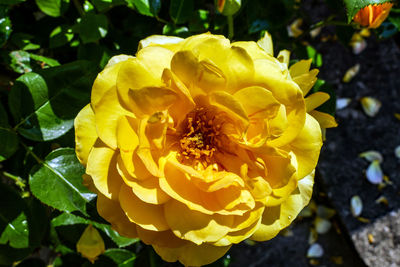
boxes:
[353,2,393,29]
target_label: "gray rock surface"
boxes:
[351,209,400,267]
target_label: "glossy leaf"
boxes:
[29,53,60,67]
[0,6,12,47]
[0,213,29,249]
[77,14,108,43]
[170,0,194,24]
[35,0,70,17]
[8,61,96,141]
[149,0,161,16]
[0,103,18,161]
[104,248,136,266]
[343,0,393,22]
[8,50,31,73]
[49,25,74,48]
[52,213,139,247]
[29,148,97,215]
[92,0,126,12]
[131,0,152,16]
[11,33,40,50]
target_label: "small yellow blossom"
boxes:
[76,225,105,263]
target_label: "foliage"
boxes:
[0,0,398,266]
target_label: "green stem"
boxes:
[2,171,20,182]
[227,15,234,40]
[72,0,85,17]
[21,142,43,164]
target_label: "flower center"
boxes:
[179,107,222,165]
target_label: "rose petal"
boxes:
[74,104,97,166]
[359,150,383,163]
[366,160,383,184]
[350,195,363,217]
[307,243,324,258]
[360,96,381,117]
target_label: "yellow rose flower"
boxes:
[75,32,335,266]
[353,2,393,29]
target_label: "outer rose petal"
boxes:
[153,242,231,267]
[288,114,322,179]
[86,140,122,200]
[97,193,138,238]
[119,184,169,231]
[91,55,132,108]
[309,110,338,128]
[250,170,314,241]
[136,227,186,248]
[305,92,330,112]
[164,200,234,245]
[138,35,184,52]
[94,87,132,149]
[289,59,319,96]
[74,104,97,166]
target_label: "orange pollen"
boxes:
[179,108,222,163]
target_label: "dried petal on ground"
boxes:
[307,243,324,258]
[350,195,363,217]
[315,217,332,234]
[366,160,383,184]
[359,150,383,163]
[342,64,360,83]
[360,97,381,117]
[336,98,351,110]
[395,146,400,159]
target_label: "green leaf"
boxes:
[0,213,29,249]
[49,25,74,48]
[389,15,400,30]
[149,0,161,16]
[9,61,97,141]
[77,43,111,69]
[29,53,60,67]
[52,213,139,247]
[189,9,210,32]
[306,45,323,68]
[162,23,189,37]
[0,184,31,265]
[343,0,393,22]
[104,248,136,266]
[8,50,31,73]
[0,103,18,161]
[169,0,194,24]
[29,148,96,215]
[130,0,152,16]
[0,128,18,161]
[35,0,70,17]
[0,183,26,235]
[28,152,94,214]
[11,33,40,51]
[0,6,12,47]
[77,13,108,43]
[92,0,126,12]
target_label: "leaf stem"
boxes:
[20,142,43,164]
[227,15,234,40]
[2,171,26,190]
[72,0,85,17]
